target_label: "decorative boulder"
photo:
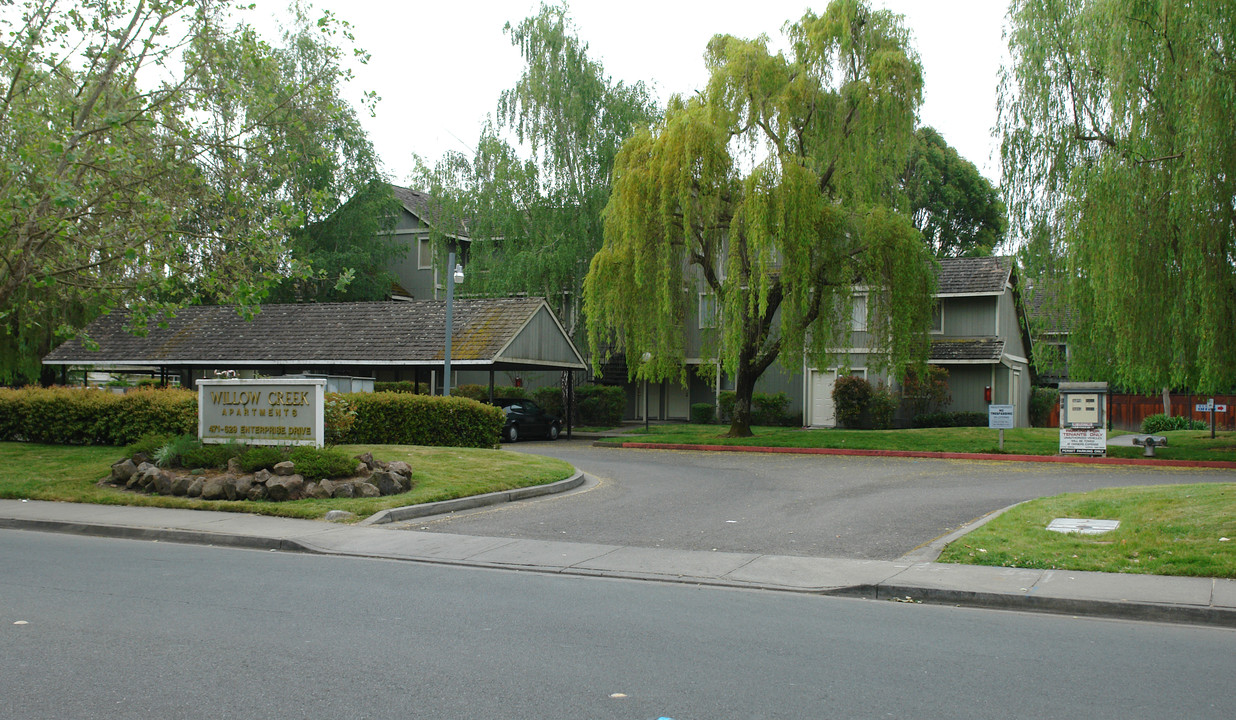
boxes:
[273,461,296,477]
[369,470,403,496]
[386,460,412,478]
[187,478,204,498]
[226,457,242,474]
[152,471,174,496]
[266,474,305,501]
[355,481,381,498]
[331,482,356,499]
[225,476,254,501]
[325,510,356,523]
[305,481,331,500]
[254,469,273,484]
[170,475,193,496]
[200,477,228,501]
[246,484,268,501]
[110,459,138,484]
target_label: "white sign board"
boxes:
[198,378,325,447]
[1060,427,1106,456]
[1216,405,1228,413]
[1196,403,1213,413]
[988,404,1015,429]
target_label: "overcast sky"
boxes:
[283,1,1010,186]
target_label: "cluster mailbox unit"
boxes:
[1058,382,1108,457]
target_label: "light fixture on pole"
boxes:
[443,251,465,396]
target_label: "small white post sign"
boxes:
[987,405,1015,429]
[197,378,325,447]
[988,404,1014,450]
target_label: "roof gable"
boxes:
[935,256,1013,295]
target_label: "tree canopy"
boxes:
[1001,0,1236,393]
[904,127,1005,258]
[0,0,384,383]
[414,3,658,335]
[584,0,936,436]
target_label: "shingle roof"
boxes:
[390,185,468,237]
[936,256,1013,295]
[929,338,1005,362]
[1023,282,1073,334]
[43,298,581,368]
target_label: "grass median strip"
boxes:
[937,483,1236,578]
[600,425,1236,462]
[0,442,574,521]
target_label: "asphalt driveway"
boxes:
[397,439,1234,560]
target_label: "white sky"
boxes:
[271,1,1010,185]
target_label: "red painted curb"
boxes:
[613,442,1236,469]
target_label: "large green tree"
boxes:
[0,0,383,383]
[904,127,1005,258]
[1001,0,1236,393]
[584,0,936,437]
[415,3,658,334]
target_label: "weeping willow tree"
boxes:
[1001,0,1236,394]
[584,0,936,437]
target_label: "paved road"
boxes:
[3,530,1232,719]
[399,439,1235,560]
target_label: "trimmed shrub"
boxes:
[901,364,951,417]
[373,381,428,394]
[575,384,624,426]
[1029,386,1059,427]
[0,386,195,445]
[690,402,715,424]
[124,432,174,458]
[832,375,873,428]
[913,411,989,428]
[179,440,245,470]
[1142,413,1207,433]
[533,386,563,418]
[347,392,503,447]
[717,391,738,423]
[868,385,897,430]
[323,393,356,444]
[289,445,357,480]
[238,445,290,472]
[751,392,793,426]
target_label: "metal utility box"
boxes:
[1058,382,1108,456]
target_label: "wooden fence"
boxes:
[1044,393,1236,431]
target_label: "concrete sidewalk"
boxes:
[2,498,1233,628]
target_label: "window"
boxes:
[851,295,868,331]
[930,303,943,334]
[417,238,432,270]
[698,292,719,329]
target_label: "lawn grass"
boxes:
[0,442,574,521]
[937,483,1236,578]
[600,425,1236,462]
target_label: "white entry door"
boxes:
[808,369,838,427]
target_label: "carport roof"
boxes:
[929,338,1005,364]
[42,297,585,371]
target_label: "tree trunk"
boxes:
[1162,386,1171,416]
[725,362,757,438]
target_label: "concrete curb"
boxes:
[600,442,1236,469]
[360,471,586,525]
[3,510,1233,628]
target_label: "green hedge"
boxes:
[575,384,624,426]
[0,387,197,445]
[346,392,503,447]
[1142,413,1207,433]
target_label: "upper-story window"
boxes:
[930,303,944,334]
[417,237,433,270]
[699,292,719,329]
[851,294,868,331]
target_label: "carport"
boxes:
[42,297,586,398]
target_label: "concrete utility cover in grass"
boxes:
[1047,518,1121,535]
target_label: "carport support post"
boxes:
[443,251,456,397]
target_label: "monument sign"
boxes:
[197,378,325,447]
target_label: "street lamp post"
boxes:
[443,251,465,396]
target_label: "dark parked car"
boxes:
[489,398,562,442]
